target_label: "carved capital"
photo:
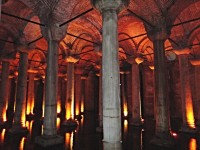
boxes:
[91,0,129,13]
[190,59,200,66]
[65,56,79,63]
[173,48,190,55]
[28,69,38,74]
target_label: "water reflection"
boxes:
[103,142,122,150]
[189,138,197,150]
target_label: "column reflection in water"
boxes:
[189,138,197,150]
[0,129,5,144]
[26,120,33,133]
[65,132,74,150]
[19,137,26,150]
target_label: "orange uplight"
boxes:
[186,98,195,128]
[65,132,73,150]
[26,121,33,133]
[42,103,44,117]
[189,138,197,150]
[3,104,7,122]
[57,100,61,114]
[81,98,84,113]
[56,117,61,128]
[21,107,26,127]
[19,137,26,150]
[75,101,80,116]
[123,103,128,117]
[0,129,5,143]
[66,103,71,120]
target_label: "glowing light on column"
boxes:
[123,102,128,117]
[3,104,7,122]
[189,138,197,150]
[57,100,61,114]
[26,120,33,133]
[65,132,74,150]
[19,137,26,150]
[56,117,61,128]
[186,97,195,128]
[0,129,5,143]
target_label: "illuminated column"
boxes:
[0,60,10,126]
[120,72,128,118]
[10,51,28,134]
[190,60,200,129]
[173,49,196,133]
[75,70,82,118]
[35,23,65,146]
[91,0,129,144]
[147,25,173,146]
[96,71,103,132]
[130,60,142,126]
[6,75,16,123]
[62,58,78,128]
[60,76,66,118]
[27,70,37,116]
[80,76,87,113]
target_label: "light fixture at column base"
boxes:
[35,135,64,147]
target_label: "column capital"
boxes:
[173,47,190,56]
[81,76,87,80]
[91,0,129,13]
[145,18,170,41]
[127,56,144,65]
[41,23,66,41]
[190,59,200,66]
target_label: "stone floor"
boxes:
[0,112,198,150]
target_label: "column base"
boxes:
[96,126,103,132]
[179,125,197,134]
[103,141,122,150]
[74,114,82,121]
[150,133,174,148]
[35,135,63,147]
[61,119,78,132]
[9,126,28,136]
[129,118,143,126]
[26,113,34,121]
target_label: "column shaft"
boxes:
[153,39,170,134]
[0,61,10,123]
[102,9,121,142]
[66,62,75,119]
[130,63,142,125]
[27,72,36,115]
[75,74,81,116]
[179,55,195,130]
[43,40,58,136]
[13,52,28,128]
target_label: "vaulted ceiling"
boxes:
[0,0,200,76]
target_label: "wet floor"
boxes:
[0,112,199,150]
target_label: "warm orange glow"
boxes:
[75,100,80,116]
[0,129,5,143]
[123,103,128,117]
[42,102,44,118]
[57,100,61,114]
[19,137,26,150]
[81,97,84,113]
[65,132,73,150]
[189,138,197,150]
[186,98,195,128]
[26,121,33,133]
[21,108,26,127]
[56,117,61,128]
[66,103,71,120]
[3,104,7,122]
[123,120,128,135]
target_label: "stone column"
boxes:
[80,76,87,113]
[91,0,129,144]
[35,23,64,146]
[147,25,173,146]
[62,59,78,129]
[6,75,16,123]
[130,61,142,126]
[96,71,103,132]
[190,59,200,129]
[173,49,196,133]
[60,76,66,119]
[10,51,29,134]
[120,72,128,118]
[0,60,10,127]
[75,70,82,119]
[26,70,37,117]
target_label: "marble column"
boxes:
[96,72,103,132]
[130,61,142,126]
[26,70,37,117]
[6,75,16,123]
[60,76,66,119]
[10,52,29,134]
[62,61,78,128]
[91,0,129,144]
[147,26,173,146]
[75,71,82,119]
[190,59,200,130]
[0,61,10,126]
[80,76,87,113]
[173,49,196,133]
[35,24,64,146]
